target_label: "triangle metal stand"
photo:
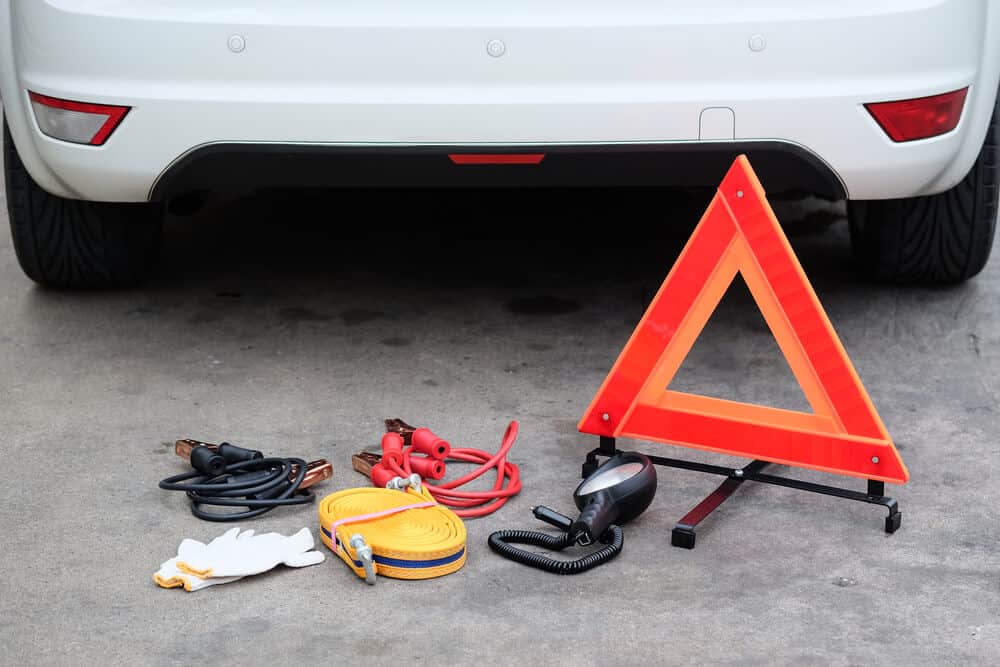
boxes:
[583,436,901,549]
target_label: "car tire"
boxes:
[847,91,998,285]
[3,119,162,288]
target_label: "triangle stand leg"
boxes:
[583,438,902,550]
[670,459,770,549]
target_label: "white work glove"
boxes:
[154,557,243,591]
[174,527,325,579]
[153,532,244,591]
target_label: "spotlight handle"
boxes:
[571,489,620,545]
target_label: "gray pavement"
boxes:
[0,180,997,666]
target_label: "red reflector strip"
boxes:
[864,87,968,143]
[448,153,546,165]
[28,92,130,146]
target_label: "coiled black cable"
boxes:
[488,513,625,574]
[159,456,313,521]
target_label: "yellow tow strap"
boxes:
[318,485,467,582]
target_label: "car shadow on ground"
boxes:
[154,186,857,295]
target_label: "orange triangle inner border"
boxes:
[578,156,908,484]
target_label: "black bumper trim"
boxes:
[150,141,846,201]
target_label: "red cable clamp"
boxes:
[367,418,521,517]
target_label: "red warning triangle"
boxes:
[579,156,908,484]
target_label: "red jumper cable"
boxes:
[366,420,521,518]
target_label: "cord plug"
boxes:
[532,505,574,531]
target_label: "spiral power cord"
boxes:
[487,505,624,575]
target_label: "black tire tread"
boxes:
[849,89,999,284]
[3,119,162,288]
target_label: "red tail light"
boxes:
[448,153,546,165]
[28,92,130,146]
[865,88,968,142]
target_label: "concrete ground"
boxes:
[0,179,997,666]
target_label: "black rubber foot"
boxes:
[671,527,696,549]
[885,512,902,534]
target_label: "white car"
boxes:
[1,1,998,287]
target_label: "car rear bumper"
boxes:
[150,141,846,200]
[2,0,999,202]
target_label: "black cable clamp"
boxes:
[159,439,331,522]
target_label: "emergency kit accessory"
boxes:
[319,477,467,584]
[489,451,656,574]
[154,530,245,591]
[159,439,332,521]
[154,527,324,591]
[358,419,520,517]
